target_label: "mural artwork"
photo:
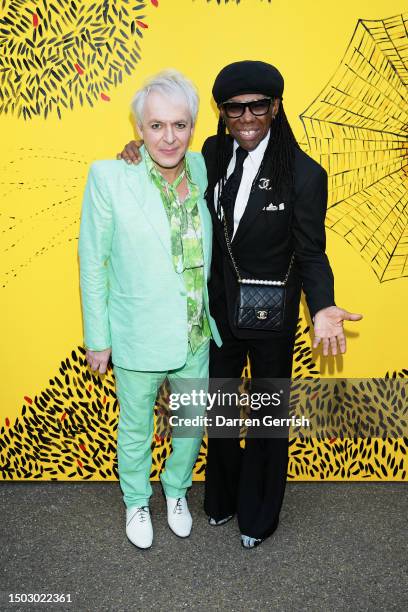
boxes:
[1,2,406,481]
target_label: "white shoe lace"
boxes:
[128,506,149,525]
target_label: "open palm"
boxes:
[313,306,362,356]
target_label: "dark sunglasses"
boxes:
[221,98,272,118]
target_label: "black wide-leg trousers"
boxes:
[204,329,295,540]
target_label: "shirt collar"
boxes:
[233,129,271,168]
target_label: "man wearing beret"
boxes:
[118,60,362,548]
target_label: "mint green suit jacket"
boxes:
[78,148,222,371]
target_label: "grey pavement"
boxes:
[0,482,407,612]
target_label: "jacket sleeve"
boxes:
[78,162,114,351]
[292,166,335,319]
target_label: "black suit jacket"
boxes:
[202,134,335,340]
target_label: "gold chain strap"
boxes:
[222,213,294,286]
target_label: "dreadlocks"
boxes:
[215,100,300,218]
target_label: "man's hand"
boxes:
[85,348,112,374]
[116,139,144,164]
[312,306,363,356]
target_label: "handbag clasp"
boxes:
[256,310,268,320]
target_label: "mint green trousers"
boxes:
[113,341,209,508]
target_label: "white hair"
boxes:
[131,69,199,126]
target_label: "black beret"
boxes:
[212,60,284,105]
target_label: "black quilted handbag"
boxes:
[236,281,286,331]
[222,216,294,331]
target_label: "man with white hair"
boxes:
[78,70,221,549]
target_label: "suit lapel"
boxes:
[124,162,173,262]
[204,136,233,253]
[207,200,225,251]
[125,153,215,279]
[204,135,274,247]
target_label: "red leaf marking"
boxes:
[151,0,159,7]
[311,392,318,400]
[33,13,39,28]
[24,396,33,404]
[5,417,10,427]
[61,412,67,421]
[79,443,86,452]
[137,20,148,29]
[77,459,83,468]
[88,384,92,391]
[103,396,107,404]
[329,437,337,444]
[74,63,84,75]
[101,93,110,101]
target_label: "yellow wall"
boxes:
[1,0,407,480]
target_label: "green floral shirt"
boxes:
[145,150,211,353]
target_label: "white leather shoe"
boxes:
[126,506,153,549]
[166,497,192,538]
